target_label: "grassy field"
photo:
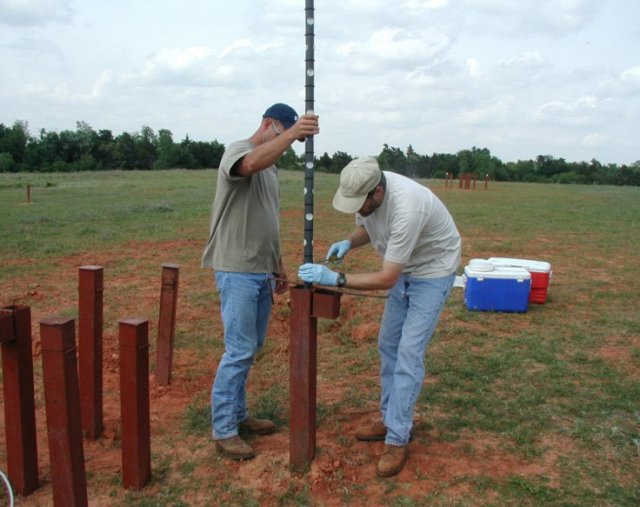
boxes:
[1,169,639,506]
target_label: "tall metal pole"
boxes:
[289,0,318,472]
[303,0,315,264]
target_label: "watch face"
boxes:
[337,273,346,287]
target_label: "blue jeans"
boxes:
[211,272,273,439]
[378,272,456,446]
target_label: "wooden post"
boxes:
[0,305,39,496]
[289,286,317,471]
[119,318,151,489]
[156,263,179,385]
[26,185,32,204]
[484,173,489,190]
[78,266,104,440]
[40,317,88,507]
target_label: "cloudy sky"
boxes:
[1,0,639,165]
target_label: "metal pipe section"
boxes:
[303,0,315,264]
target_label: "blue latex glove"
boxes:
[326,240,351,260]
[298,263,338,286]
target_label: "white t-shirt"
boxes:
[356,171,461,278]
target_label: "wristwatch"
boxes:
[336,272,347,288]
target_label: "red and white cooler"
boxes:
[487,257,552,304]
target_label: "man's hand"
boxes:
[274,269,288,295]
[289,114,320,142]
[326,240,351,260]
[298,263,338,286]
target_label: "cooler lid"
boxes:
[468,258,495,272]
[487,257,551,273]
[464,265,531,281]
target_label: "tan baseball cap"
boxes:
[332,157,382,213]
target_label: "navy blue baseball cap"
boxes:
[263,103,299,130]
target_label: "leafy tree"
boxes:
[431,153,459,178]
[329,151,353,174]
[277,147,302,170]
[0,121,30,165]
[316,152,333,173]
[0,152,16,172]
[136,126,157,170]
[115,132,138,170]
[378,144,407,174]
[187,139,225,168]
[1,117,638,186]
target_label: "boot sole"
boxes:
[376,451,408,477]
[215,443,255,461]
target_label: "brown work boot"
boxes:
[215,435,255,460]
[376,444,409,477]
[239,416,276,435]
[355,421,387,441]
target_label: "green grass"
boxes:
[1,170,639,506]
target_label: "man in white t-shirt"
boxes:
[298,156,461,477]
[202,103,319,460]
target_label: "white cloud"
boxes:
[0,0,73,26]
[581,133,607,149]
[458,98,512,126]
[467,58,480,77]
[533,96,598,126]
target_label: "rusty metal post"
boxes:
[472,173,477,190]
[119,319,151,489]
[289,286,317,471]
[0,305,39,496]
[458,174,463,189]
[78,266,104,440]
[40,317,88,507]
[156,263,179,385]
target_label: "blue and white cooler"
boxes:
[463,259,531,313]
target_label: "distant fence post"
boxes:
[484,173,489,190]
[156,263,179,385]
[78,266,104,440]
[40,316,88,507]
[0,305,39,496]
[26,185,32,204]
[119,318,151,490]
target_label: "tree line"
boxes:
[1,120,639,186]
